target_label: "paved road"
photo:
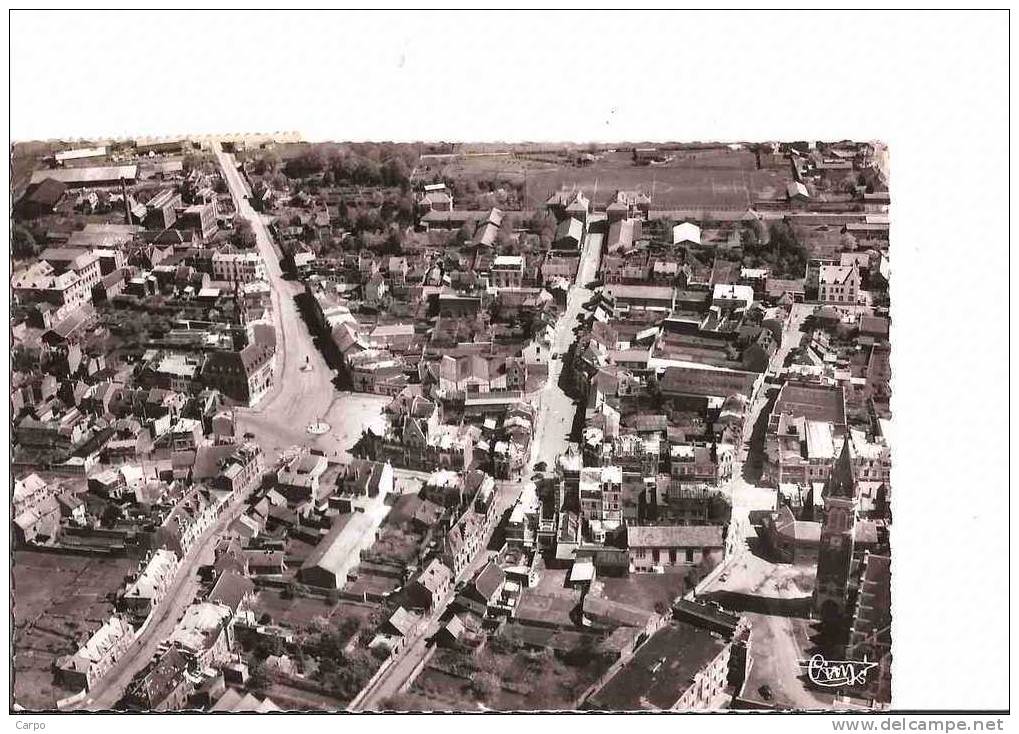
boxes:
[81,149,390,711]
[213,147,386,465]
[530,221,605,470]
[770,302,813,377]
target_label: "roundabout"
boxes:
[307,421,330,435]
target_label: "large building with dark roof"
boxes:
[29,164,138,188]
[200,324,276,407]
[583,619,733,711]
[658,364,763,410]
[20,177,67,217]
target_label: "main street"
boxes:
[213,146,387,463]
[77,148,387,711]
[530,218,605,470]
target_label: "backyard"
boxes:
[591,573,686,613]
[403,643,607,711]
[248,589,382,639]
[13,551,137,710]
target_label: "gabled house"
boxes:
[405,558,453,610]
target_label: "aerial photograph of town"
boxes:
[10,134,894,712]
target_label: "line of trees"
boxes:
[255,143,418,190]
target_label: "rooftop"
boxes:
[586,620,728,710]
[627,524,724,549]
[30,164,138,186]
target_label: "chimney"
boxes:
[121,177,132,225]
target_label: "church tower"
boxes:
[813,435,859,620]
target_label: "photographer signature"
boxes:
[799,654,878,688]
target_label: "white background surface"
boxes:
[5,8,1012,719]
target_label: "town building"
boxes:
[211,251,267,283]
[122,549,180,618]
[57,615,136,692]
[584,618,734,710]
[627,524,725,572]
[814,437,860,620]
[124,648,196,711]
[405,558,453,609]
[818,263,860,305]
[846,552,892,704]
[29,164,138,188]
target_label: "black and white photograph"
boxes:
[5,9,1011,727]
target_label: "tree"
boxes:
[336,616,361,642]
[454,222,474,246]
[759,221,808,278]
[379,228,403,256]
[741,219,764,250]
[11,224,38,258]
[252,636,284,661]
[488,635,521,656]
[470,672,500,701]
[182,152,213,175]
[495,220,515,250]
[269,171,288,190]
[100,503,122,528]
[708,493,733,524]
[382,157,411,188]
[258,150,282,176]
[248,660,269,692]
[317,650,374,700]
[527,210,556,248]
[310,615,332,634]
[234,216,257,248]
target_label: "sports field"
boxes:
[421,148,794,211]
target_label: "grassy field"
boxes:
[13,551,137,710]
[423,148,793,210]
[11,141,67,194]
[344,573,400,599]
[249,590,380,634]
[265,679,352,711]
